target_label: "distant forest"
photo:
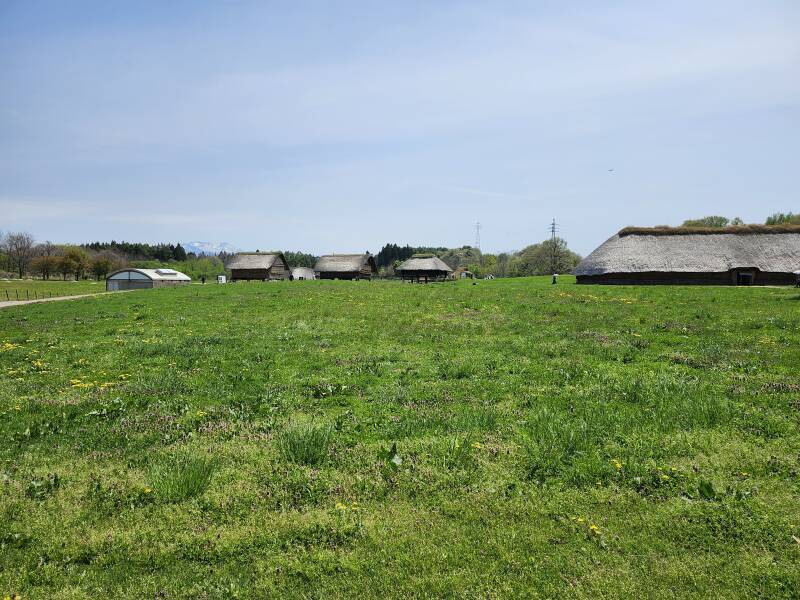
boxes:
[84,241,190,262]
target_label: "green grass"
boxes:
[278,423,333,466]
[0,279,105,299]
[148,453,216,503]
[1,277,799,598]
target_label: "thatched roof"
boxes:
[226,252,284,270]
[397,256,453,273]
[576,230,800,276]
[291,267,316,280]
[314,254,376,273]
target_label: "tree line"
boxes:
[0,233,123,280]
[84,241,189,262]
[0,233,220,281]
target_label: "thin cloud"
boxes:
[437,186,533,202]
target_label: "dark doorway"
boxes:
[736,272,754,286]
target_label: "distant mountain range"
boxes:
[183,241,239,256]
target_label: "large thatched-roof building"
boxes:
[575,225,800,285]
[314,253,377,280]
[227,252,290,281]
[396,254,453,282]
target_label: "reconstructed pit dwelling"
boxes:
[575,225,800,285]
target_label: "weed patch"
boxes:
[278,423,333,466]
[148,453,216,502]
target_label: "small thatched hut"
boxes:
[291,267,316,281]
[227,252,290,281]
[396,254,453,282]
[575,225,800,285]
[314,253,377,280]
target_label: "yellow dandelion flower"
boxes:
[589,524,601,534]
[471,442,483,449]
[335,502,347,511]
[144,487,153,494]
[611,459,622,470]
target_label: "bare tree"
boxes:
[38,240,58,257]
[3,232,35,278]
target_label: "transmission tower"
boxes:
[549,218,559,274]
[475,221,481,251]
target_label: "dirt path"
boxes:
[0,291,127,310]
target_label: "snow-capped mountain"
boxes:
[183,241,239,256]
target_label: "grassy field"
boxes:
[1,277,799,598]
[0,279,105,300]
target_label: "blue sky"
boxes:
[1,1,798,255]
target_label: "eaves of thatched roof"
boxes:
[397,256,453,272]
[576,230,800,276]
